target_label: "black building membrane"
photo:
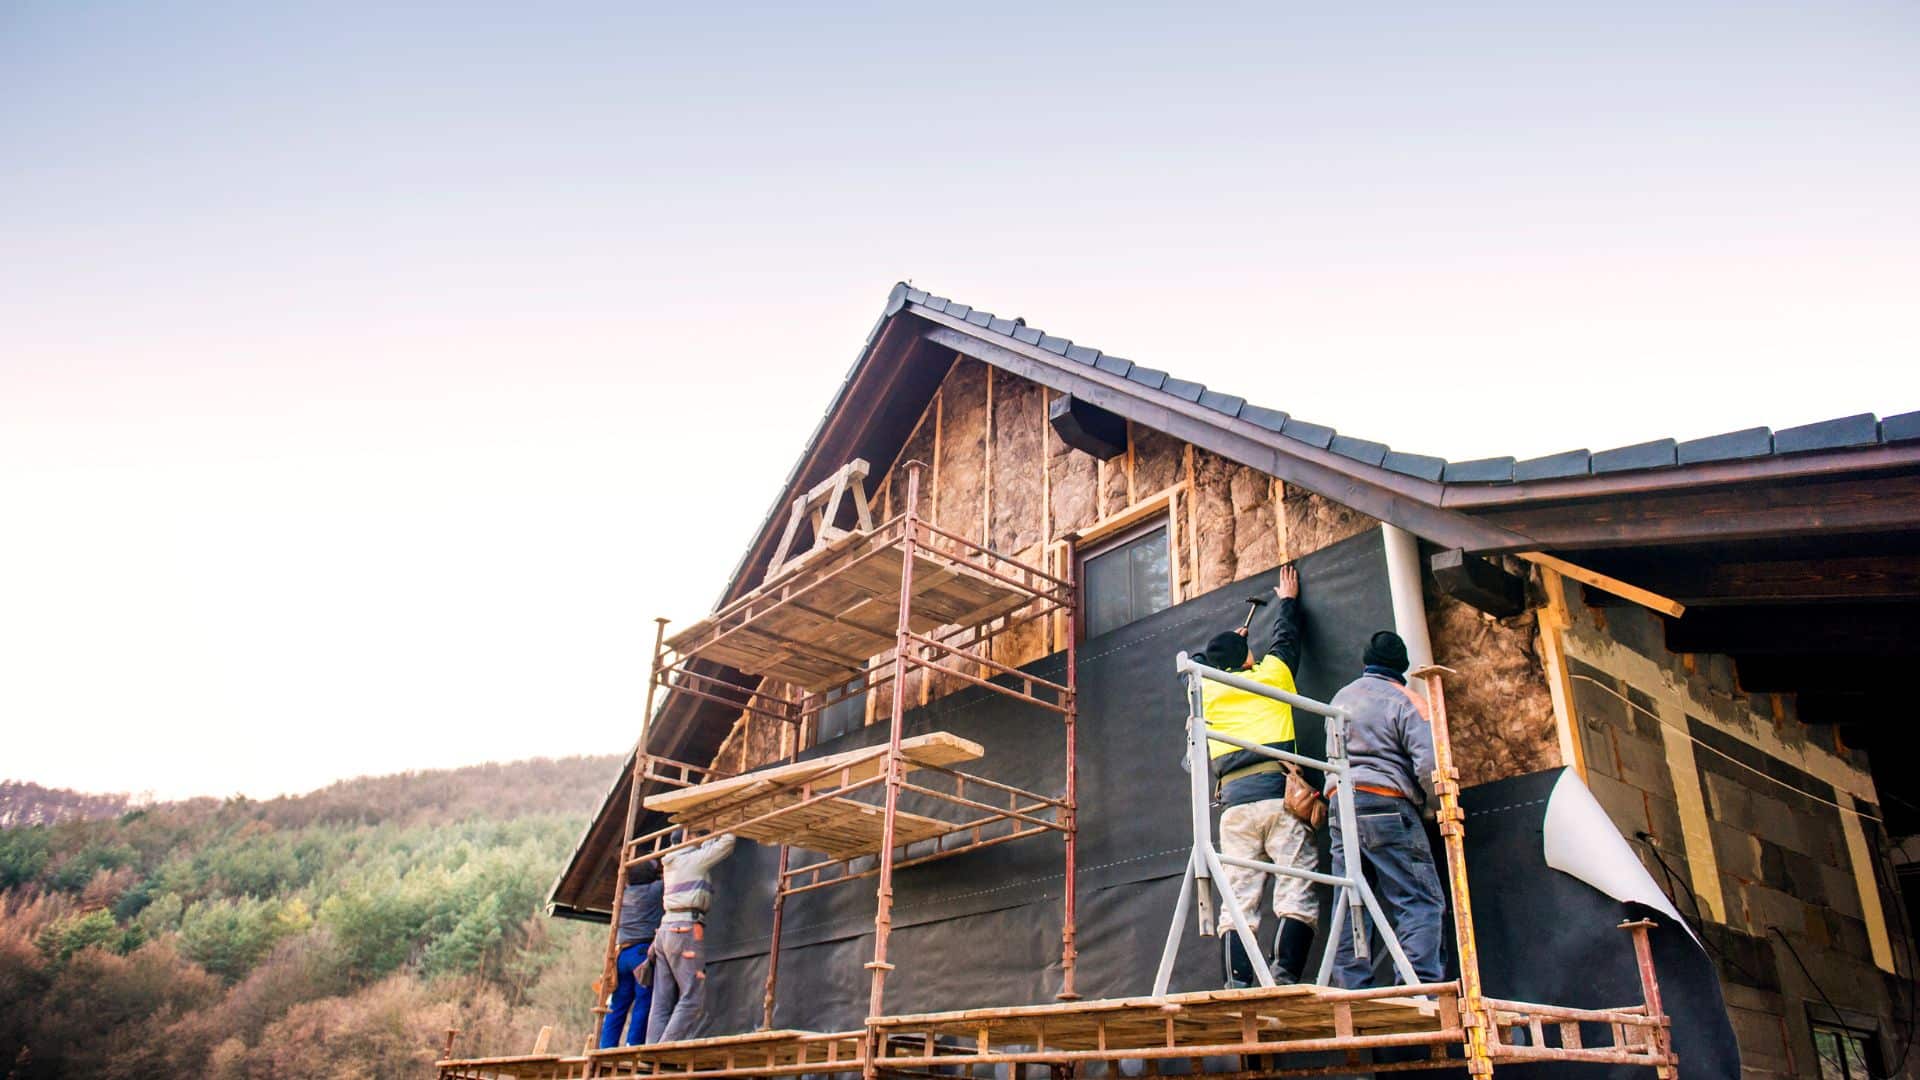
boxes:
[683,528,1738,1077]
[695,530,1393,1034]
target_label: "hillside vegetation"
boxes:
[0,755,621,1079]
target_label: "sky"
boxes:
[2,2,1916,800]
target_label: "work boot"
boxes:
[1269,918,1315,986]
[1221,933,1258,989]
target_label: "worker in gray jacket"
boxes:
[1324,631,1444,988]
[644,830,737,1043]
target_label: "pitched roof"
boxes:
[891,284,1920,489]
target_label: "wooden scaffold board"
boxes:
[869,983,1458,1066]
[589,1028,867,1078]
[641,733,984,860]
[664,526,1034,692]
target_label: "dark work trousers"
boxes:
[598,939,652,1048]
[1327,790,1445,988]
[645,921,707,1043]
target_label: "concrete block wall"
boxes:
[1559,586,1915,1080]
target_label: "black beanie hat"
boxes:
[1363,630,1409,673]
[1202,631,1251,670]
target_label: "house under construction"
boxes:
[441,284,1920,1079]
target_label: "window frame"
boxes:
[1077,515,1174,641]
[1807,1008,1886,1080]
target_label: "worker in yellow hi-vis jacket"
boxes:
[1196,565,1321,987]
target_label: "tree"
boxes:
[178,897,288,982]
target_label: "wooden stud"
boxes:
[1536,568,1588,781]
[1184,445,1199,599]
[1125,420,1138,505]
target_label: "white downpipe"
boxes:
[1381,524,1434,669]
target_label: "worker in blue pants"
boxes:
[599,861,664,1047]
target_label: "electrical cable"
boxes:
[1632,831,1771,988]
[1771,926,1850,1030]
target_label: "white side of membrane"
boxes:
[1542,769,1700,946]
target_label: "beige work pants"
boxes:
[1218,798,1319,934]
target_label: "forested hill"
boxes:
[0,755,621,1079]
[0,782,136,829]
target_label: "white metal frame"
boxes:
[1153,651,1418,994]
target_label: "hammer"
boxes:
[1239,594,1270,631]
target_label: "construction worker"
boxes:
[1324,630,1444,988]
[1197,564,1320,987]
[644,829,737,1043]
[599,861,664,1047]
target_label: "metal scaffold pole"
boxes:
[863,461,921,1080]
[1057,533,1080,1001]
[1414,665,1493,1077]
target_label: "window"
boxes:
[1812,1020,1881,1080]
[1081,521,1171,639]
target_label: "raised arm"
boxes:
[682,833,736,876]
[1265,565,1303,674]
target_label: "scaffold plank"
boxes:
[663,526,1034,691]
[588,1029,866,1078]
[640,733,983,860]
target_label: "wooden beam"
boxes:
[1431,549,1527,618]
[1469,471,1920,552]
[1732,653,1900,694]
[1536,569,1587,782]
[1586,552,1920,606]
[1516,552,1685,618]
[1665,603,1920,655]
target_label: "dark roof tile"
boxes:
[1330,435,1389,467]
[1882,410,1920,443]
[1592,438,1677,474]
[1198,390,1246,417]
[1126,365,1169,390]
[1280,417,1335,448]
[1677,426,1772,465]
[1774,413,1880,454]
[1240,405,1289,433]
[1383,451,1446,482]
[1443,457,1516,484]
[1513,449,1591,482]
[1161,376,1206,402]
[887,284,1908,494]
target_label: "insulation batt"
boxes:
[1191,448,1239,593]
[1045,392,1098,536]
[1283,488,1376,558]
[1425,587,1561,786]
[988,375,1045,556]
[1130,424,1184,495]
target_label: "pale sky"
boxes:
[3,3,1916,800]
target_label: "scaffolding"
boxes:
[587,460,1080,1059]
[441,460,1677,1079]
